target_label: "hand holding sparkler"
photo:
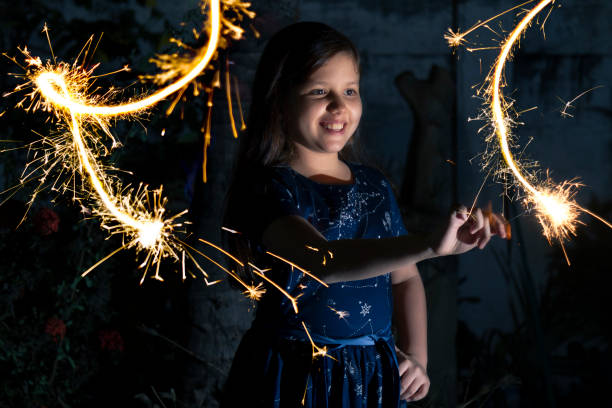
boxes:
[430,205,510,257]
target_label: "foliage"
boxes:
[0,203,117,407]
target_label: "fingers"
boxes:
[398,357,411,376]
[469,208,484,235]
[398,356,430,402]
[451,205,469,225]
[488,211,511,239]
[462,205,511,249]
[400,370,417,396]
[478,210,491,249]
[400,374,430,402]
[411,381,431,401]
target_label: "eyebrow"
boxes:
[305,80,360,86]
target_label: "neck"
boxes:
[290,148,352,183]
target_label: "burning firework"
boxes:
[3,0,254,280]
[448,0,612,263]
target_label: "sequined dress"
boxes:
[222,162,409,408]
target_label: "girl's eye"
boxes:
[310,89,326,96]
[345,89,358,96]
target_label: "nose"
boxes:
[326,93,346,115]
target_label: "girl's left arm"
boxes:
[392,264,430,401]
[392,264,427,368]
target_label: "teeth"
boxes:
[323,123,344,130]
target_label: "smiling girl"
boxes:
[221,22,507,408]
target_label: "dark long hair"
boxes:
[244,21,360,167]
[223,22,361,280]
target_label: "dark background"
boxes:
[1,0,611,407]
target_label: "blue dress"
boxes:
[222,162,409,408]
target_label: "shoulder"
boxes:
[239,165,297,195]
[349,162,393,190]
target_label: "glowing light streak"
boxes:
[224,58,239,138]
[199,237,244,266]
[451,0,612,262]
[445,0,537,49]
[266,250,329,287]
[249,262,300,313]
[5,0,255,282]
[34,1,220,117]
[221,226,240,234]
[301,322,336,361]
[182,235,265,299]
[489,0,582,246]
[232,75,247,131]
[558,85,603,118]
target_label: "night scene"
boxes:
[1,0,611,407]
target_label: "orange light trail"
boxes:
[450,0,612,262]
[445,0,537,49]
[249,262,300,313]
[33,1,220,117]
[266,250,329,287]
[5,0,255,280]
[301,322,336,361]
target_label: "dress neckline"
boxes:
[285,161,356,187]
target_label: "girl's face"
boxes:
[287,52,362,157]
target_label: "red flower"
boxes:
[99,329,124,352]
[45,317,66,343]
[33,208,60,236]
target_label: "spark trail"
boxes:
[450,0,612,263]
[6,0,362,371]
[6,0,253,278]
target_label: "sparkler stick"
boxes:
[450,0,612,263]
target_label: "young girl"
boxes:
[221,22,507,407]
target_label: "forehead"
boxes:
[306,52,360,83]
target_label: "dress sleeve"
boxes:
[241,167,302,243]
[383,178,409,237]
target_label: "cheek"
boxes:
[351,100,363,125]
[301,103,326,128]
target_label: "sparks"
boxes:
[328,306,350,320]
[301,322,336,361]
[4,0,255,280]
[266,250,329,287]
[450,0,612,263]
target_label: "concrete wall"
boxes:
[4,0,611,406]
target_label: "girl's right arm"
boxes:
[262,206,508,284]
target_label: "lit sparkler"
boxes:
[450,0,612,263]
[5,0,359,373]
[5,0,254,280]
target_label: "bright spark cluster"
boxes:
[5,0,253,280]
[4,0,356,370]
[448,0,612,263]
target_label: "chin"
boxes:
[321,141,349,154]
